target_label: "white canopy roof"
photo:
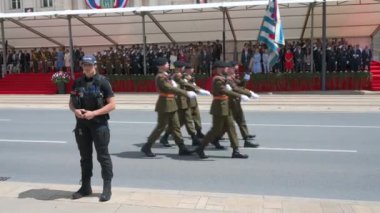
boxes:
[0,0,379,48]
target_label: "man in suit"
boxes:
[294,46,304,72]
[362,46,372,71]
[241,45,252,73]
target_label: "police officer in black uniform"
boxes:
[69,54,116,202]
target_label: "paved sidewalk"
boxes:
[0,181,379,213]
[0,92,380,112]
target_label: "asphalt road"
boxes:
[0,109,379,201]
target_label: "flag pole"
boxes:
[321,0,327,91]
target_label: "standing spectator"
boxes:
[351,45,361,72]
[262,49,270,73]
[212,40,222,61]
[45,48,53,72]
[313,46,322,72]
[74,47,81,72]
[326,46,336,72]
[51,48,57,72]
[0,51,3,74]
[189,47,199,73]
[25,51,31,72]
[12,50,19,73]
[241,44,252,72]
[249,48,262,74]
[177,49,187,62]
[199,46,211,74]
[169,50,178,70]
[7,50,13,74]
[304,48,312,72]
[294,46,304,72]
[64,49,71,72]
[32,49,39,73]
[362,46,372,71]
[337,46,347,72]
[284,49,294,72]
[56,47,65,71]
[18,50,26,73]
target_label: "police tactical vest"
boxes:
[71,74,109,121]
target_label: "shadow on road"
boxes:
[18,189,100,201]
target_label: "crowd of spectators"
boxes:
[0,38,373,76]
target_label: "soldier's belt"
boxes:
[159,93,175,98]
[213,95,228,100]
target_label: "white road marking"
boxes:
[0,139,67,144]
[0,119,11,122]
[109,121,380,129]
[241,147,357,153]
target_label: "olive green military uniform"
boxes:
[227,76,252,140]
[185,74,204,135]
[199,74,241,150]
[144,71,191,149]
[163,71,200,137]
[32,51,40,73]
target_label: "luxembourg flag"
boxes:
[85,0,129,9]
[258,0,285,67]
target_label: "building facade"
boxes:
[0,0,248,13]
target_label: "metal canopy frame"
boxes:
[1,0,378,49]
[0,0,379,86]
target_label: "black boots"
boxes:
[244,140,260,148]
[99,180,112,202]
[196,130,205,139]
[141,144,156,157]
[232,149,249,159]
[195,146,208,159]
[72,179,92,199]
[246,134,256,139]
[159,133,172,147]
[211,137,225,150]
[178,143,192,156]
[191,134,201,146]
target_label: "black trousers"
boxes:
[74,119,113,181]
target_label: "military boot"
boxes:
[244,140,259,148]
[178,143,192,156]
[141,144,156,157]
[99,180,112,202]
[246,134,256,139]
[211,137,225,150]
[194,146,208,159]
[72,179,92,200]
[232,149,249,159]
[191,134,201,146]
[196,130,205,139]
[159,132,172,147]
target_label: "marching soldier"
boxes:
[141,58,198,157]
[184,63,206,139]
[159,61,210,147]
[194,61,250,159]
[209,62,259,150]
[227,62,259,147]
